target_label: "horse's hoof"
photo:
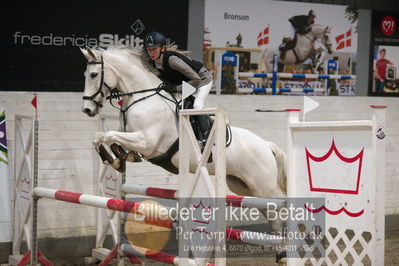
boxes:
[276,251,287,264]
[127,151,142,162]
[111,158,120,170]
[278,259,287,266]
[110,157,126,173]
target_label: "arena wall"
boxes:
[1,92,398,244]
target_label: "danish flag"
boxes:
[31,95,37,109]
[335,28,352,50]
[257,25,269,47]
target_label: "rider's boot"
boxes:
[197,115,213,163]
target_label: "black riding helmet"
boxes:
[308,10,316,18]
[144,31,166,48]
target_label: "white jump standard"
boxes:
[286,105,386,265]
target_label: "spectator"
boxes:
[236,33,243,47]
[374,48,394,93]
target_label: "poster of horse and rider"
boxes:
[204,0,358,95]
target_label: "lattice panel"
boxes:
[295,226,375,265]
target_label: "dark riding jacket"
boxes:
[154,51,212,90]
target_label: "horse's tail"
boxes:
[269,142,287,195]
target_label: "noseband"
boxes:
[82,55,113,108]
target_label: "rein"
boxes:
[107,83,181,131]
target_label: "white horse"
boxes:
[80,46,288,262]
[260,24,333,73]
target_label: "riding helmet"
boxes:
[308,10,316,18]
[144,31,166,48]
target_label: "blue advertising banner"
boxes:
[220,52,238,93]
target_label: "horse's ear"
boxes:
[80,47,90,61]
[87,47,99,60]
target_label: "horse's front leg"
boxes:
[93,131,147,171]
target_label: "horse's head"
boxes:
[80,47,118,117]
[309,24,333,54]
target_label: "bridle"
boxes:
[82,54,181,131]
[82,55,113,109]
[322,27,331,46]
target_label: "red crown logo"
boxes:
[305,139,364,195]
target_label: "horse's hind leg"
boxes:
[259,210,287,265]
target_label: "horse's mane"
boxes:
[94,44,192,77]
[92,45,160,76]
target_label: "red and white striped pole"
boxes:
[121,184,285,209]
[34,187,141,213]
[33,187,174,220]
[34,187,284,246]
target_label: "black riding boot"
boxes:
[196,115,211,143]
[196,115,213,162]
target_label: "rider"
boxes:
[143,31,213,145]
[279,10,317,60]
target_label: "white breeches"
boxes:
[194,81,212,109]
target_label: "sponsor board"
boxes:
[204,0,357,94]
[369,11,399,96]
[237,78,355,95]
[1,1,188,91]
